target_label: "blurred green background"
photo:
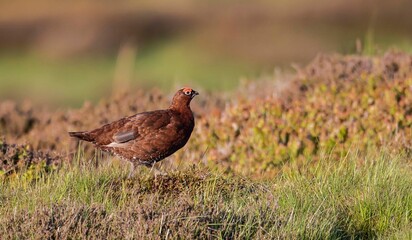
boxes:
[0,0,411,107]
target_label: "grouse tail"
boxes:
[68,131,94,142]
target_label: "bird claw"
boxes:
[149,163,167,179]
[154,168,167,176]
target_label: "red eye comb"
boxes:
[182,87,193,92]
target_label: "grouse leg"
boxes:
[148,162,167,177]
[127,161,136,179]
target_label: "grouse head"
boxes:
[170,87,199,110]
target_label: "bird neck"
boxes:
[170,102,194,125]
[170,102,192,114]
[169,97,192,111]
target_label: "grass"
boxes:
[0,149,410,239]
[134,38,259,90]
[0,53,115,107]
[0,33,411,109]
[0,38,258,107]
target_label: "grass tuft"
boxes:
[0,150,410,239]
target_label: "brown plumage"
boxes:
[69,87,199,171]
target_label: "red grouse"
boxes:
[69,87,199,174]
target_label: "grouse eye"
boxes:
[184,91,191,95]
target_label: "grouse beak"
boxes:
[191,90,199,98]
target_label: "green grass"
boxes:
[0,150,410,239]
[0,53,115,107]
[1,31,411,108]
[0,39,257,107]
[134,38,258,90]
